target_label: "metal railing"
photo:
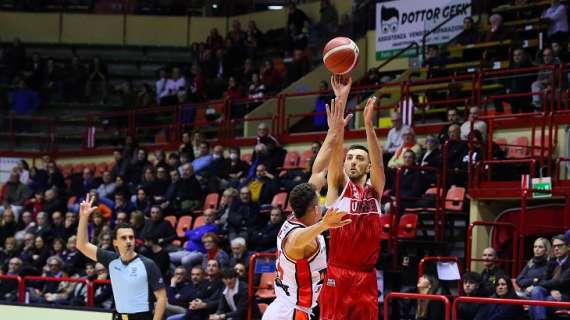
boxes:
[384,292,451,320]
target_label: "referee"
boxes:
[77,194,167,320]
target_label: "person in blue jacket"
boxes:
[516,237,551,297]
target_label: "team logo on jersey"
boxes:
[326,278,336,287]
[350,198,379,213]
[130,266,137,277]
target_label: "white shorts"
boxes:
[262,298,312,320]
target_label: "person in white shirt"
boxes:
[460,106,487,141]
[166,67,186,98]
[208,268,249,320]
[384,111,410,155]
[542,0,568,42]
[156,68,170,105]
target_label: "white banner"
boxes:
[376,0,471,60]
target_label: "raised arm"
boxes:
[325,97,348,206]
[363,96,386,195]
[76,193,99,261]
[284,208,351,260]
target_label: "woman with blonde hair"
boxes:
[415,274,444,320]
[515,237,551,297]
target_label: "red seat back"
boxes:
[397,214,418,239]
[271,192,289,209]
[241,153,253,164]
[445,186,466,212]
[176,215,193,238]
[282,151,300,169]
[203,193,220,211]
[193,215,206,229]
[164,215,177,228]
[380,214,392,240]
[299,149,314,169]
[507,136,529,159]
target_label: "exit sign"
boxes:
[532,177,552,198]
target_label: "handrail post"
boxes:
[18,276,26,304]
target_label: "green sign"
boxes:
[532,178,552,198]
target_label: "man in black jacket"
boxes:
[457,272,484,320]
[529,234,570,320]
[186,259,224,320]
[166,266,204,317]
[141,206,176,245]
[209,268,253,320]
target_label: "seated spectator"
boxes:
[0,172,32,220]
[250,207,283,252]
[247,73,265,102]
[0,257,22,301]
[143,235,170,281]
[234,263,247,282]
[9,79,40,115]
[93,262,113,309]
[188,64,206,102]
[552,41,569,63]
[0,208,17,246]
[208,268,250,320]
[199,233,229,270]
[129,210,146,245]
[63,212,78,240]
[532,48,557,110]
[438,109,462,144]
[45,161,65,191]
[503,48,535,114]
[474,274,525,320]
[178,164,204,213]
[43,264,79,305]
[287,49,311,83]
[215,188,239,232]
[170,209,219,270]
[27,256,65,302]
[227,148,249,188]
[415,274,444,320]
[541,0,568,43]
[314,80,332,130]
[42,188,65,216]
[14,212,37,243]
[246,164,278,206]
[393,150,427,212]
[62,235,84,272]
[176,259,223,320]
[161,66,186,106]
[140,167,162,200]
[224,77,246,119]
[481,14,508,42]
[88,211,109,246]
[419,135,442,185]
[458,272,484,320]
[63,55,86,102]
[460,106,487,141]
[34,211,54,243]
[192,141,214,177]
[388,128,422,169]
[132,187,152,216]
[178,132,195,163]
[141,206,176,246]
[516,237,551,297]
[528,234,570,320]
[228,237,251,269]
[451,16,479,45]
[166,266,204,317]
[110,192,130,221]
[446,124,468,187]
[287,3,311,51]
[260,60,281,92]
[385,111,410,157]
[50,211,66,241]
[127,148,151,187]
[227,187,259,241]
[96,171,116,200]
[422,45,448,79]
[85,56,108,103]
[480,247,508,296]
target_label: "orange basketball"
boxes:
[322,37,359,75]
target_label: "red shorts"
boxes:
[319,264,378,320]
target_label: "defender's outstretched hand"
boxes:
[322,208,352,229]
[79,193,98,219]
[326,98,353,132]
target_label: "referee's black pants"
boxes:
[113,311,153,320]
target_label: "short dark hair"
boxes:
[112,223,135,240]
[289,183,318,218]
[199,141,210,149]
[348,144,369,155]
[403,149,416,161]
[553,234,569,245]
[463,271,481,284]
[220,268,237,279]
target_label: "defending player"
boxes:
[319,76,385,319]
[262,182,351,320]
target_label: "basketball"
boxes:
[322,37,359,75]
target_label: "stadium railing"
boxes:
[452,296,570,319]
[247,252,277,320]
[87,279,112,307]
[383,292,451,320]
[466,221,520,276]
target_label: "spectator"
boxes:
[136,83,154,107]
[64,212,78,240]
[85,56,108,103]
[415,274,444,320]
[0,172,32,221]
[127,148,151,187]
[51,211,67,241]
[516,237,551,297]
[552,41,569,63]
[233,263,247,282]
[0,257,22,301]
[192,141,214,176]
[420,135,442,169]
[170,208,219,270]
[178,164,204,213]
[227,187,259,241]
[156,68,170,105]
[1,237,20,269]
[93,263,113,309]
[480,247,508,296]
[226,148,249,188]
[287,2,311,50]
[208,268,249,320]
[474,274,525,320]
[451,17,479,45]
[27,255,64,302]
[166,266,204,318]
[457,272,484,320]
[392,150,426,212]
[43,264,79,305]
[143,235,171,281]
[132,187,151,216]
[228,237,251,269]
[445,124,468,187]
[26,52,44,91]
[96,171,116,200]
[260,59,281,92]
[316,0,339,41]
[199,232,230,270]
[62,235,84,272]
[287,49,311,83]
[63,55,85,102]
[314,80,332,130]
[250,207,283,252]
[541,0,568,42]
[385,111,410,155]
[45,161,65,191]
[481,14,508,42]
[528,234,570,320]
[460,106,487,141]
[189,64,206,102]
[178,132,195,162]
[0,209,17,246]
[503,48,535,114]
[422,45,448,79]
[206,28,224,51]
[141,206,176,246]
[246,164,278,206]
[531,48,557,110]
[388,128,422,169]
[248,73,265,102]
[9,78,40,115]
[129,210,146,243]
[182,259,223,320]
[43,188,64,216]
[163,66,186,106]
[14,212,37,242]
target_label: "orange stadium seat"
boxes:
[271,192,289,210]
[203,193,219,210]
[193,215,206,229]
[281,151,300,169]
[444,186,466,212]
[164,215,177,228]
[507,136,529,159]
[380,213,392,240]
[176,216,193,238]
[241,153,253,165]
[299,149,314,169]
[397,214,418,239]
[95,162,108,177]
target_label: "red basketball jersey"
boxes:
[328,180,382,270]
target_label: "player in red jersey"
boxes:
[319,75,385,320]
